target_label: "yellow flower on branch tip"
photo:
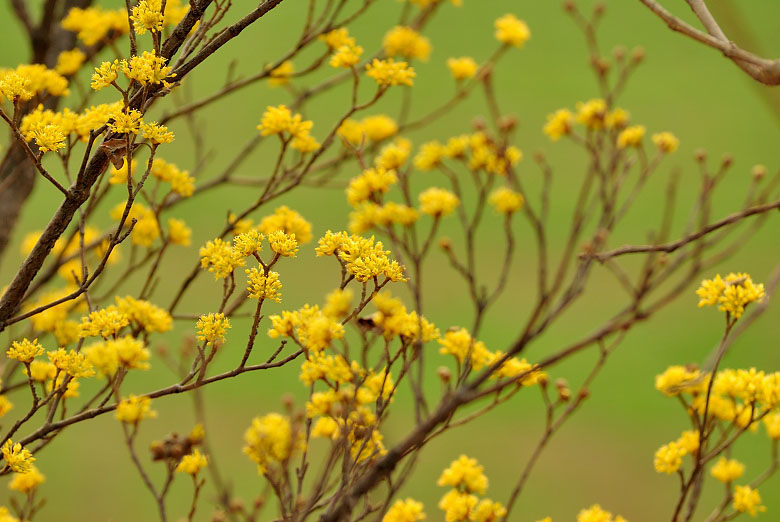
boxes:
[9,464,45,493]
[246,268,282,302]
[91,60,119,90]
[115,395,156,424]
[366,59,416,87]
[383,26,431,61]
[109,109,143,135]
[47,348,95,378]
[258,206,313,244]
[696,272,765,319]
[199,238,245,279]
[383,499,425,522]
[30,123,67,153]
[419,187,459,217]
[438,490,478,522]
[176,449,208,475]
[652,131,679,153]
[489,187,524,214]
[330,43,363,69]
[233,229,264,257]
[55,48,86,76]
[495,14,530,47]
[122,51,174,85]
[268,60,294,86]
[131,0,164,34]
[79,308,130,338]
[243,413,296,474]
[711,457,745,483]
[1,440,35,473]
[447,57,478,80]
[320,28,354,49]
[437,455,488,494]
[141,122,174,144]
[605,108,630,129]
[0,396,13,418]
[196,313,231,346]
[576,99,607,129]
[653,440,685,474]
[0,71,34,101]
[617,125,645,149]
[167,218,191,246]
[268,230,299,257]
[577,505,628,522]
[733,485,765,516]
[7,338,44,363]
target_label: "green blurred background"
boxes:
[1,0,779,520]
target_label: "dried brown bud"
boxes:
[580,241,594,255]
[613,45,626,61]
[593,2,606,16]
[212,511,227,522]
[631,46,645,63]
[498,115,517,133]
[472,116,487,131]
[533,151,546,163]
[281,393,295,411]
[563,1,576,12]
[694,149,707,162]
[595,228,609,244]
[254,496,266,509]
[437,366,452,383]
[229,498,245,513]
[752,164,767,180]
[578,388,591,400]
[721,154,733,168]
[537,374,549,388]
[592,56,610,76]
[658,253,669,266]
[439,237,452,251]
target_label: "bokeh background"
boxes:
[1,0,779,520]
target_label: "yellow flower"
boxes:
[605,108,630,129]
[114,295,173,333]
[196,313,231,346]
[366,59,416,87]
[55,48,87,76]
[696,272,765,319]
[471,499,507,522]
[122,51,173,85]
[29,123,66,153]
[710,457,745,483]
[419,187,459,217]
[7,338,44,363]
[1,440,35,473]
[176,449,208,475]
[47,348,95,378]
[733,485,765,516]
[243,413,295,474]
[414,140,446,170]
[764,411,780,439]
[233,229,264,257]
[495,14,530,47]
[131,0,164,34]
[268,231,299,257]
[199,238,245,279]
[361,115,398,142]
[383,26,431,61]
[320,28,354,49]
[330,43,364,69]
[346,167,398,206]
[79,308,130,338]
[167,218,192,246]
[652,131,679,153]
[576,99,607,129]
[246,268,282,302]
[616,125,645,149]
[0,71,34,101]
[268,60,294,86]
[323,288,353,320]
[115,395,156,424]
[383,499,426,522]
[109,108,143,134]
[577,505,624,522]
[258,206,312,244]
[376,138,412,170]
[9,464,45,493]
[654,441,685,474]
[437,454,488,494]
[489,187,524,214]
[141,122,174,144]
[91,60,119,90]
[655,365,702,396]
[447,57,478,80]
[0,396,12,418]
[438,328,491,370]
[438,490,478,522]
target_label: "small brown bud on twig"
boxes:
[498,115,517,133]
[631,46,645,63]
[212,511,227,522]
[229,498,245,513]
[563,1,576,13]
[658,253,668,266]
[538,374,549,388]
[592,57,610,76]
[437,366,452,383]
[593,2,606,16]
[695,149,707,162]
[439,237,452,251]
[613,45,626,61]
[533,151,546,163]
[721,154,733,168]
[281,393,295,411]
[472,117,487,131]
[752,164,767,180]
[578,389,591,400]
[595,227,609,244]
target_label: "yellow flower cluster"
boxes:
[370,292,439,342]
[131,0,165,34]
[320,28,364,69]
[1,440,35,473]
[257,105,320,153]
[199,238,246,279]
[494,14,530,47]
[415,132,521,175]
[733,485,765,516]
[115,395,156,424]
[141,121,175,144]
[447,57,478,80]
[0,64,69,101]
[115,295,173,333]
[338,114,399,146]
[696,272,765,319]
[6,338,44,364]
[9,464,45,493]
[61,6,129,46]
[419,187,460,217]
[151,158,194,197]
[616,125,645,149]
[55,48,86,76]
[653,430,700,474]
[268,304,345,351]
[176,449,208,475]
[268,61,294,86]
[246,268,282,302]
[196,313,231,346]
[383,499,426,522]
[47,348,95,378]
[437,456,506,522]
[652,131,680,153]
[258,206,313,244]
[79,308,130,338]
[383,26,432,61]
[488,187,524,214]
[366,59,416,87]
[243,413,296,474]
[316,231,406,282]
[710,456,745,483]
[83,335,151,376]
[109,201,161,247]
[346,167,398,206]
[109,108,143,134]
[349,201,420,235]
[576,505,629,522]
